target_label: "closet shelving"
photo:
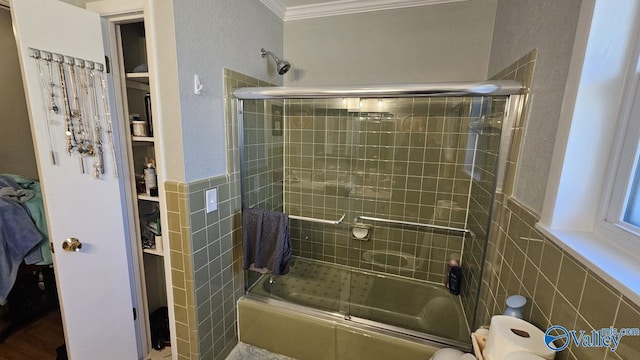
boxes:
[126,72,150,80]
[133,136,155,142]
[116,20,170,355]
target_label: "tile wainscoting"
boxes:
[478,193,640,359]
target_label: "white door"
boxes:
[10,0,140,359]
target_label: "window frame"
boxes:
[537,0,640,305]
[604,72,640,236]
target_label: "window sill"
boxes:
[536,223,640,306]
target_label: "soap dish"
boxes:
[351,223,371,240]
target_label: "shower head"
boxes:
[260,48,291,75]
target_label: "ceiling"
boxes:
[260,0,466,21]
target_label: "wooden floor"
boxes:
[0,309,65,360]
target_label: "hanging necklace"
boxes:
[75,59,95,158]
[35,50,59,118]
[54,53,76,156]
[47,59,59,116]
[31,49,58,165]
[97,65,118,178]
[28,47,118,179]
[85,60,104,178]
[66,57,89,158]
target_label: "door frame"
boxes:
[7,0,154,358]
[9,0,143,357]
[89,1,176,357]
[8,0,178,356]
[99,13,150,358]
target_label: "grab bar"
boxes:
[289,213,346,225]
[353,215,474,237]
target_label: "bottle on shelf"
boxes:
[130,114,148,137]
[144,158,157,196]
[144,92,153,137]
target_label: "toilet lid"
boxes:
[504,352,546,360]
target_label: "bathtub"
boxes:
[362,249,418,271]
[246,256,470,346]
[238,296,444,360]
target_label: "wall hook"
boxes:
[194,74,203,95]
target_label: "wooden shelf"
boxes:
[138,194,159,202]
[132,136,154,142]
[126,72,149,82]
[126,73,150,91]
[143,247,163,256]
[119,20,171,359]
[144,346,171,359]
[143,235,163,257]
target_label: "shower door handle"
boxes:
[289,213,346,225]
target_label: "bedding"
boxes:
[0,174,51,305]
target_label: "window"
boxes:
[624,156,640,227]
[607,79,640,236]
[537,0,640,304]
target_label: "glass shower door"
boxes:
[239,91,513,346]
[282,98,357,316]
[340,95,508,344]
[240,98,285,292]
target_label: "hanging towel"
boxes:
[243,208,291,275]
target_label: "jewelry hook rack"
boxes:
[28,47,117,179]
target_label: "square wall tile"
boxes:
[556,256,586,307]
[579,273,620,329]
[481,192,640,360]
[614,298,640,358]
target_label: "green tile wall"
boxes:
[282,97,495,285]
[461,97,507,328]
[186,174,243,360]
[167,176,243,360]
[460,50,537,330]
[479,194,640,359]
[185,69,274,360]
[165,181,198,360]
[241,98,284,212]
[163,69,273,360]
[240,92,509,335]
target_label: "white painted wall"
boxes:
[172,0,283,181]
[488,0,582,213]
[0,9,38,179]
[283,0,497,86]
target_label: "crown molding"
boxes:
[260,0,287,20]
[260,0,467,21]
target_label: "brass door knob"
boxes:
[62,238,82,252]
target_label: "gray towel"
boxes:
[0,198,44,305]
[1,174,51,265]
[0,175,22,190]
[243,208,291,275]
[0,187,35,203]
